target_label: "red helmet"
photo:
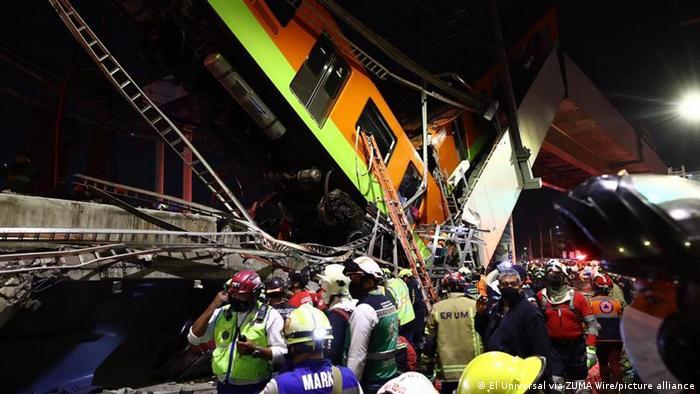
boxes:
[591,274,613,293]
[441,272,466,292]
[227,270,262,296]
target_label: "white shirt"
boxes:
[346,303,378,382]
[187,305,287,380]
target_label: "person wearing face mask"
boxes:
[317,264,357,365]
[419,271,483,394]
[343,256,400,394]
[589,274,624,386]
[474,270,556,385]
[536,261,599,392]
[555,173,700,391]
[188,270,287,394]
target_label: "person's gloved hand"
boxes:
[586,346,597,369]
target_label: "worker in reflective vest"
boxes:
[382,268,416,344]
[589,274,624,385]
[188,271,287,394]
[260,304,362,394]
[420,271,483,394]
[344,257,399,394]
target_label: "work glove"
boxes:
[586,346,597,369]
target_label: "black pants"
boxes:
[551,339,588,380]
[441,381,458,394]
[216,381,266,394]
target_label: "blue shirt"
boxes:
[271,359,362,394]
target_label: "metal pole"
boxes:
[155,141,165,195]
[539,222,544,259]
[528,235,533,260]
[549,228,554,257]
[53,67,70,186]
[182,127,193,202]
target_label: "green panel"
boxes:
[208,0,385,210]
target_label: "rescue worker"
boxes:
[260,304,363,394]
[343,256,400,394]
[458,267,480,300]
[554,173,700,388]
[537,260,600,391]
[456,352,546,394]
[188,270,287,394]
[474,270,555,384]
[382,268,416,344]
[318,264,357,365]
[529,264,546,294]
[398,268,426,354]
[264,276,295,321]
[288,271,314,307]
[420,272,482,394]
[589,274,624,385]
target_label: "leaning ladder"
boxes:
[361,133,438,302]
[47,0,252,223]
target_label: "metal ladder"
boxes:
[361,132,438,302]
[47,0,252,223]
[73,174,228,219]
[430,149,459,224]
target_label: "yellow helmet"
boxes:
[283,304,334,345]
[398,268,413,279]
[457,352,545,394]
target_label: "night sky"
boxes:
[2,1,700,251]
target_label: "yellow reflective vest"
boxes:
[386,278,415,326]
[212,302,271,384]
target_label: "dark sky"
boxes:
[514,0,700,251]
[2,1,700,248]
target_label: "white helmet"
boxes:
[378,372,438,394]
[352,256,384,279]
[318,264,351,304]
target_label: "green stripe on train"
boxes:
[208,0,385,210]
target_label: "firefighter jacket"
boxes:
[421,293,483,382]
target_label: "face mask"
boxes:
[349,281,366,299]
[546,273,564,290]
[229,298,254,312]
[500,287,521,305]
[621,306,682,391]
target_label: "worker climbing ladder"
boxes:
[430,148,459,225]
[361,132,438,302]
[47,0,252,223]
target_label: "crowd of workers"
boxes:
[188,174,698,394]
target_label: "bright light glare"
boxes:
[677,93,700,121]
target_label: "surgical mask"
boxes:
[500,287,521,305]
[229,298,254,312]
[621,306,682,392]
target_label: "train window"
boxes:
[290,34,350,127]
[398,162,423,208]
[356,99,396,162]
[264,0,300,27]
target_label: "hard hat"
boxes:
[317,264,350,297]
[442,271,466,292]
[264,276,286,294]
[530,266,546,280]
[546,260,568,276]
[283,304,334,345]
[345,256,384,279]
[591,273,613,291]
[398,268,414,279]
[378,372,438,394]
[227,270,263,296]
[382,267,393,278]
[457,351,546,394]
